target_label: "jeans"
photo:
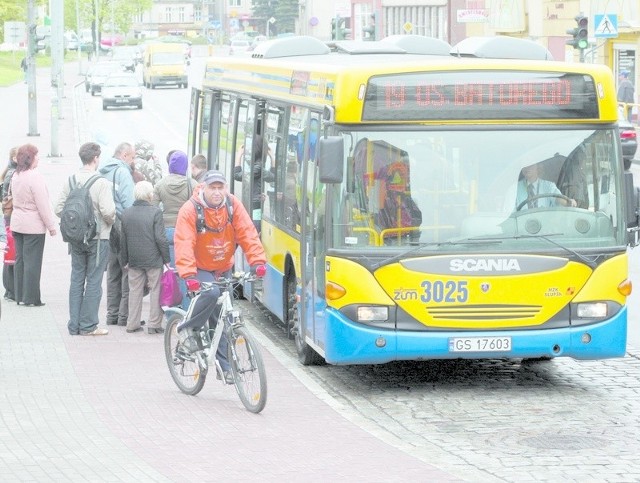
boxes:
[68,239,110,335]
[180,268,229,371]
[165,226,189,310]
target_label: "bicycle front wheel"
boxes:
[164,313,207,396]
[228,325,267,413]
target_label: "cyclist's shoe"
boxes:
[173,346,192,364]
[178,327,203,353]
[216,370,234,385]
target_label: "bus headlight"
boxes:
[357,306,389,322]
[576,302,608,318]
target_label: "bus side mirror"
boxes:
[318,136,344,184]
[624,171,640,246]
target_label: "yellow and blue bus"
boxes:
[187,35,640,365]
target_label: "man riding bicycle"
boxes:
[174,170,266,383]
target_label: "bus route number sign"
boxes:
[362,71,598,121]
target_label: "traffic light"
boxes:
[331,16,351,41]
[332,16,344,40]
[339,18,351,40]
[28,24,47,55]
[363,13,376,41]
[566,14,589,50]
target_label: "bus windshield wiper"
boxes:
[372,237,503,270]
[472,233,600,269]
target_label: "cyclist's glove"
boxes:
[185,277,201,292]
[251,264,267,278]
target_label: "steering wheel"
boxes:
[516,193,573,212]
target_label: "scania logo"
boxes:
[449,258,521,272]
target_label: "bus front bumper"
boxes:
[322,307,627,365]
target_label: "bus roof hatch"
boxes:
[251,36,330,59]
[450,36,554,61]
[379,35,451,55]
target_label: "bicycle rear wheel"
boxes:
[228,324,267,413]
[164,313,207,396]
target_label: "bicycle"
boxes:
[163,272,267,413]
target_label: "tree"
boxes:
[0,0,27,41]
[252,0,298,35]
[274,0,297,34]
[63,0,151,36]
[251,0,277,23]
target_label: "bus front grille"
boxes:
[427,304,541,320]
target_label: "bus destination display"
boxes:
[362,71,599,121]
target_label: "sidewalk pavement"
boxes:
[0,69,463,481]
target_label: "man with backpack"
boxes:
[55,142,116,336]
[174,170,266,383]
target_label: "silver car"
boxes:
[102,73,143,110]
[86,62,121,96]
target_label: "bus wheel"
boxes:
[284,267,295,339]
[287,273,323,366]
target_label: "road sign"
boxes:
[594,14,617,38]
[403,22,413,33]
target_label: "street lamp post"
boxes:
[75,0,82,73]
[27,0,39,137]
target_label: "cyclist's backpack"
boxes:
[60,175,101,245]
[191,196,233,233]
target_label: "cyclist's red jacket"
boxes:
[174,185,266,278]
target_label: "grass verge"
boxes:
[0,52,57,87]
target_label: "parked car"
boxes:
[248,35,267,51]
[100,33,124,48]
[110,46,137,72]
[229,39,251,56]
[85,61,121,96]
[102,73,143,110]
[64,31,78,51]
[619,106,638,170]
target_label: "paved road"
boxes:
[0,65,462,481]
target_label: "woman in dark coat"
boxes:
[120,181,170,334]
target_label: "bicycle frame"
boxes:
[164,272,268,412]
[164,279,239,375]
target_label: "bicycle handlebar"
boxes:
[190,271,260,294]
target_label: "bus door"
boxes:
[300,113,326,353]
[198,90,215,165]
[187,88,203,158]
[232,98,259,284]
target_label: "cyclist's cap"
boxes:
[203,170,227,185]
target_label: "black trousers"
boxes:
[13,232,45,305]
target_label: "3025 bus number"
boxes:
[420,280,468,303]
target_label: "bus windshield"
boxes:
[332,127,625,251]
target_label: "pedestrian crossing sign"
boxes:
[594,14,618,38]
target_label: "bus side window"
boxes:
[216,96,234,175]
[263,104,286,222]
